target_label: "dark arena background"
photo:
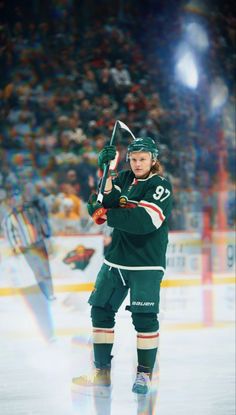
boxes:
[0,1,235,414]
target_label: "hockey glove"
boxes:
[87,193,107,225]
[98,145,116,170]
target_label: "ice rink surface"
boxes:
[0,282,235,415]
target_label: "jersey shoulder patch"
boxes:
[150,174,172,189]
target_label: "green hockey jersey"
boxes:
[102,170,173,271]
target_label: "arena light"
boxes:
[175,43,198,89]
[210,77,229,112]
[185,22,209,51]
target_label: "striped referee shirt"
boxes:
[2,203,51,250]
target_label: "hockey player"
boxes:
[72,137,172,394]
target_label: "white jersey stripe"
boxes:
[114,184,121,192]
[104,259,165,272]
[138,201,165,229]
[139,200,165,221]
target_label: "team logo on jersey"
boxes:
[63,245,95,270]
[119,196,137,209]
[119,196,128,207]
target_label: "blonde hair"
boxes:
[151,159,163,175]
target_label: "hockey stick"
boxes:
[97,120,135,204]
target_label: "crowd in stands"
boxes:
[0,0,235,234]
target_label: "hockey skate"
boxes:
[72,368,111,397]
[132,372,151,394]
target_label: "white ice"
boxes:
[0,281,235,415]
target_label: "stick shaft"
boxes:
[97,121,118,204]
[96,120,135,204]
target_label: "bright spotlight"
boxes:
[175,44,198,89]
[186,22,209,51]
[210,77,229,112]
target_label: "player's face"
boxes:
[129,152,155,178]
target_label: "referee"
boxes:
[2,184,55,301]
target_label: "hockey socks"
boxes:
[93,327,114,368]
[136,331,159,373]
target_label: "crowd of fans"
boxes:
[0,0,235,234]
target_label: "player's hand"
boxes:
[87,193,107,224]
[98,145,116,170]
[109,150,119,178]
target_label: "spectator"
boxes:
[110,59,132,103]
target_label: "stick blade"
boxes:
[117,120,136,139]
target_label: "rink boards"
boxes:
[0,231,235,291]
[0,231,234,329]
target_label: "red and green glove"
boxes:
[87,193,107,224]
